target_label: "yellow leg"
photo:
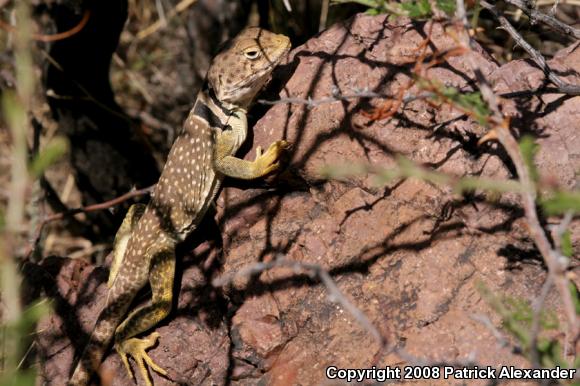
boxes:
[113,249,175,386]
[253,140,290,176]
[213,134,290,179]
[108,204,146,288]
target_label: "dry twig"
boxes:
[503,0,580,40]
[137,0,198,40]
[482,1,580,96]
[0,9,91,42]
[457,0,579,354]
[212,256,388,350]
[25,184,154,259]
[529,276,554,367]
[258,88,433,108]
[41,185,154,224]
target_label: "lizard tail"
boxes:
[68,301,130,385]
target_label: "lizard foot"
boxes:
[115,332,167,386]
[254,140,290,176]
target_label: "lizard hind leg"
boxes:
[108,203,146,288]
[113,248,175,386]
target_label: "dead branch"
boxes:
[41,184,155,224]
[24,184,154,258]
[136,0,198,40]
[458,0,579,355]
[550,210,575,254]
[456,1,503,120]
[503,0,580,40]
[471,314,511,348]
[529,275,554,367]
[0,9,91,43]
[258,88,433,108]
[212,255,388,350]
[494,110,579,354]
[482,0,580,96]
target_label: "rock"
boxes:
[218,14,578,385]
[35,13,579,386]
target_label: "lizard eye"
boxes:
[244,49,261,60]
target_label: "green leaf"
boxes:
[29,137,69,177]
[332,0,382,6]
[561,230,573,258]
[2,91,27,133]
[0,370,37,386]
[541,191,580,215]
[436,0,456,15]
[333,0,403,15]
[0,300,50,385]
[471,0,482,30]
[537,338,564,368]
[401,0,432,18]
[477,281,564,366]
[519,135,539,184]
[434,84,490,125]
[574,356,580,371]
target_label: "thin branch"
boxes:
[458,0,579,354]
[41,184,155,224]
[0,0,33,375]
[155,0,167,26]
[482,0,580,96]
[212,256,388,349]
[537,0,580,5]
[319,0,329,32]
[456,0,503,121]
[471,314,511,348]
[494,117,579,354]
[283,0,293,12]
[136,0,198,40]
[24,184,154,258]
[258,88,433,108]
[323,156,530,195]
[503,0,580,40]
[529,275,554,367]
[0,9,91,43]
[553,210,575,251]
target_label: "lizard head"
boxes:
[207,27,291,109]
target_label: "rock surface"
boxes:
[35,14,579,386]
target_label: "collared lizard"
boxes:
[69,27,291,386]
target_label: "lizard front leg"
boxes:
[213,129,289,179]
[113,247,175,386]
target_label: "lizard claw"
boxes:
[254,140,289,176]
[115,332,167,386]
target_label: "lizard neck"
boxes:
[191,86,248,152]
[192,86,243,129]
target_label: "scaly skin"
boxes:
[69,28,291,386]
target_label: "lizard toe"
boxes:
[115,332,167,386]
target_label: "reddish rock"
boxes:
[35,14,579,386]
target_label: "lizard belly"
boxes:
[175,169,222,240]
[152,118,217,240]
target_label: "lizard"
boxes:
[68,27,291,386]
